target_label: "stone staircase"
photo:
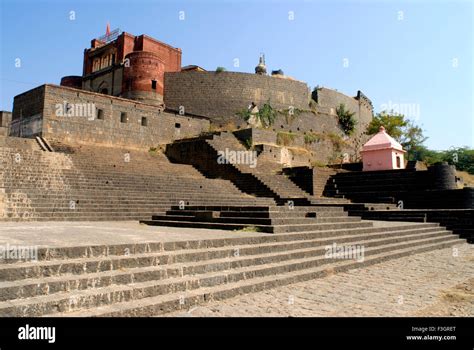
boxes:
[141,205,369,233]
[0,137,274,221]
[323,168,472,209]
[208,132,312,202]
[323,169,424,203]
[0,221,462,317]
[357,209,474,243]
[166,131,339,205]
[323,167,474,243]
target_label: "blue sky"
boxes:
[0,0,472,150]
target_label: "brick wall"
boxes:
[139,35,181,72]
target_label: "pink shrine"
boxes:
[361,126,406,171]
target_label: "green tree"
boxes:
[366,111,427,160]
[410,146,444,165]
[443,147,474,174]
[366,111,407,139]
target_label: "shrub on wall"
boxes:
[336,103,356,136]
[237,100,277,128]
[216,67,226,72]
[259,102,277,127]
[237,108,252,121]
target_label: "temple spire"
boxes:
[255,53,267,75]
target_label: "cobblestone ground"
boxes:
[168,244,474,317]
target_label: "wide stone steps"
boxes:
[326,184,427,194]
[0,225,442,277]
[1,214,165,222]
[2,195,266,203]
[0,230,453,309]
[0,226,446,272]
[140,204,368,232]
[1,140,283,221]
[356,209,474,243]
[29,236,461,317]
[3,168,207,178]
[3,198,268,207]
[141,218,374,233]
[6,175,205,183]
[4,194,246,204]
[327,180,426,189]
[173,209,345,218]
[310,198,351,205]
[4,189,245,199]
[4,192,254,201]
[149,214,361,225]
[3,196,270,204]
[2,166,203,177]
[0,229,449,286]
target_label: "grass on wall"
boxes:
[276,131,297,146]
[304,132,323,145]
[327,132,347,152]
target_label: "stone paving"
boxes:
[0,219,412,247]
[0,221,268,247]
[168,243,474,317]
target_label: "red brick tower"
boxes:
[122,51,165,104]
[60,27,181,106]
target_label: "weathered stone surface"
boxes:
[0,219,464,317]
[166,244,474,317]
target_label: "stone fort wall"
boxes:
[164,71,311,125]
[12,85,209,149]
[10,76,374,162]
[313,87,373,141]
[164,73,372,156]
